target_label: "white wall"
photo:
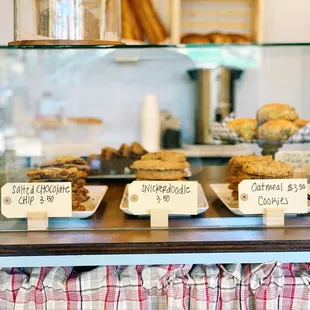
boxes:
[1,0,310,148]
[0,0,13,44]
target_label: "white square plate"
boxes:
[72,185,108,219]
[210,183,310,216]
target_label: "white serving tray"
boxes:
[88,168,192,180]
[209,183,310,216]
[120,183,208,216]
[72,185,108,219]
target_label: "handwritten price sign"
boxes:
[275,151,310,169]
[128,181,198,215]
[238,179,308,214]
[1,183,72,218]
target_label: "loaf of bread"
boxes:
[121,0,144,41]
[181,34,210,44]
[129,0,168,44]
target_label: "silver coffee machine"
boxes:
[188,67,243,144]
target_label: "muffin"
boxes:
[258,119,299,142]
[256,103,299,124]
[227,118,257,141]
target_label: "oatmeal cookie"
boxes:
[240,160,293,178]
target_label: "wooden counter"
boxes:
[1,166,310,265]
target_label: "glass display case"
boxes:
[1,43,310,233]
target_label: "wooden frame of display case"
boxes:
[152,0,264,44]
[1,166,310,268]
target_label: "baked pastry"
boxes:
[142,151,186,163]
[258,119,299,142]
[256,103,299,124]
[66,117,102,125]
[89,142,147,175]
[207,32,232,43]
[28,156,90,211]
[227,118,257,141]
[136,170,187,180]
[228,155,272,174]
[131,159,189,171]
[27,167,71,180]
[228,155,293,201]
[121,0,144,41]
[41,156,86,167]
[129,0,168,44]
[238,161,293,178]
[228,34,250,43]
[132,151,188,181]
[131,142,148,157]
[294,119,309,129]
[181,34,210,44]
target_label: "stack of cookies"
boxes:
[27,156,90,211]
[228,155,294,200]
[131,151,189,181]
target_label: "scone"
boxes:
[258,119,299,142]
[257,103,299,124]
[227,118,257,141]
[294,119,309,129]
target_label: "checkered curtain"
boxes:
[1,263,310,309]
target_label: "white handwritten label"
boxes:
[1,183,72,218]
[238,179,308,214]
[275,151,310,169]
[128,181,198,215]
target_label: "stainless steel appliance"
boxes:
[189,67,243,144]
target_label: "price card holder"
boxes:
[27,211,48,231]
[1,183,72,231]
[128,181,198,228]
[238,179,308,226]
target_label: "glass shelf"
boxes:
[3,42,310,49]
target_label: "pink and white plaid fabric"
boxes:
[0,263,310,309]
